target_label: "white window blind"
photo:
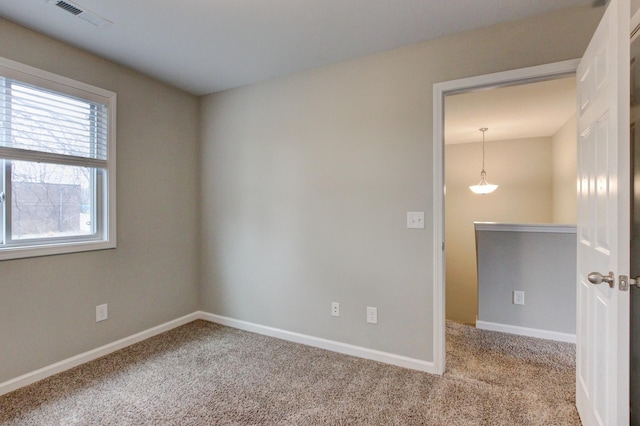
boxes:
[0,78,108,168]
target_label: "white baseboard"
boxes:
[0,312,200,397]
[1,310,436,397]
[198,311,436,374]
[475,320,576,343]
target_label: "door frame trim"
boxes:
[431,59,580,374]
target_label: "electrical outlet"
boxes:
[367,306,378,324]
[96,304,108,322]
[407,212,425,229]
[331,302,340,317]
[513,291,525,305]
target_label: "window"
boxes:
[0,57,116,260]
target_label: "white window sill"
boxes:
[0,240,116,261]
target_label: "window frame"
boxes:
[0,56,116,260]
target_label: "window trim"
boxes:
[0,56,116,261]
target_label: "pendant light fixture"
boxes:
[469,127,498,195]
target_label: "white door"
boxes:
[576,0,630,424]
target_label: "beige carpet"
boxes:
[0,320,579,425]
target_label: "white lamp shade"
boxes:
[469,182,499,194]
[469,172,498,194]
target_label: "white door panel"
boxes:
[576,0,630,424]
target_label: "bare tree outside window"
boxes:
[11,162,92,239]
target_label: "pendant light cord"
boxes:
[480,127,488,174]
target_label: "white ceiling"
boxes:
[0,0,594,95]
[445,76,577,145]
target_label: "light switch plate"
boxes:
[407,212,425,229]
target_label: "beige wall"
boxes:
[445,138,554,325]
[553,114,578,224]
[200,5,603,362]
[0,19,201,383]
[0,3,602,383]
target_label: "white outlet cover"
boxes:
[331,302,340,317]
[367,306,378,324]
[513,291,525,305]
[407,212,425,229]
[96,304,108,322]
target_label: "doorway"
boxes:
[443,78,577,327]
[431,59,580,374]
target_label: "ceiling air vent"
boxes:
[55,1,82,15]
[45,0,113,28]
